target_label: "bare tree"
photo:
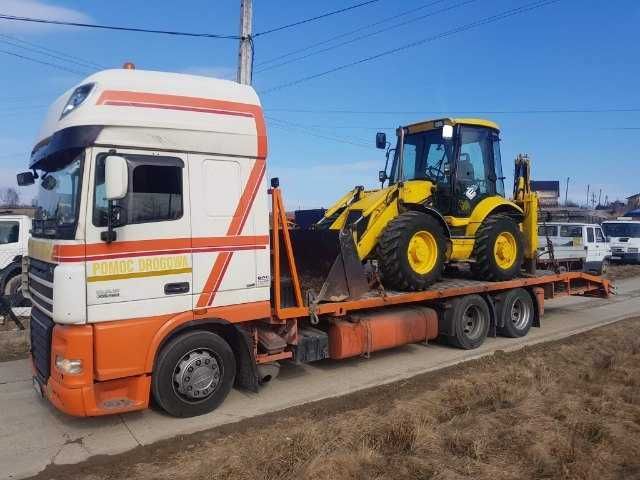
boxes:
[0,187,20,207]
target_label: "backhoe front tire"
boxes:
[377,211,446,291]
[473,215,524,281]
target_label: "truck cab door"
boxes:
[585,227,597,262]
[85,148,192,322]
[595,227,609,262]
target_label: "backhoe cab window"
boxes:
[458,126,501,197]
[93,155,183,227]
[391,128,452,185]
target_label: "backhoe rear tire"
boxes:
[473,215,524,281]
[377,211,446,291]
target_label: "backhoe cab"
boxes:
[306,118,537,299]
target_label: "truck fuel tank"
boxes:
[329,306,438,360]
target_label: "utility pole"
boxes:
[598,189,602,207]
[565,177,570,206]
[586,184,590,208]
[237,0,253,85]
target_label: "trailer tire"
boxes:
[152,330,236,418]
[495,288,534,338]
[445,294,490,350]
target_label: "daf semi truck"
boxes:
[17,68,611,418]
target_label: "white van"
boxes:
[602,219,640,264]
[537,222,611,274]
[0,214,30,298]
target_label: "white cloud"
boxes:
[0,0,93,33]
[181,66,236,80]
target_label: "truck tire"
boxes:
[473,215,524,281]
[1,264,27,307]
[377,211,446,291]
[152,330,236,418]
[495,288,534,338]
[444,294,491,350]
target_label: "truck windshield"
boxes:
[602,223,640,238]
[32,150,84,239]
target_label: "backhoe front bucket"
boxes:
[316,228,369,302]
[289,228,369,302]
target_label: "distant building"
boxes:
[627,193,640,210]
[531,180,560,207]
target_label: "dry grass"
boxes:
[36,318,640,480]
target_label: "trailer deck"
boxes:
[270,188,613,322]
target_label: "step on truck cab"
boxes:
[17,68,612,418]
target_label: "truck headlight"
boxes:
[60,83,94,119]
[55,356,83,374]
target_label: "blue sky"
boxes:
[0,0,638,208]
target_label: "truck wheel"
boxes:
[473,215,524,281]
[1,268,27,307]
[152,330,236,418]
[598,259,609,276]
[496,288,534,338]
[377,211,446,291]
[445,294,491,350]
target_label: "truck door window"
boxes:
[595,228,605,243]
[93,154,184,227]
[0,221,19,244]
[587,227,594,243]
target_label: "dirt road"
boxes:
[32,316,640,480]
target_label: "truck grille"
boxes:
[28,258,56,383]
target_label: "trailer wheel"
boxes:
[152,330,236,418]
[445,294,490,350]
[496,288,534,338]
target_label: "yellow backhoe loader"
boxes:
[294,118,538,301]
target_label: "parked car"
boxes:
[537,222,611,275]
[602,218,640,264]
[0,214,30,302]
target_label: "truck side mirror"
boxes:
[105,155,128,200]
[375,132,387,149]
[16,171,35,186]
[378,170,388,183]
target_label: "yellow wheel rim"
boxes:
[494,231,518,270]
[407,230,438,275]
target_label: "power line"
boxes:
[256,0,478,74]
[256,0,450,67]
[0,33,106,70]
[0,14,239,39]
[260,0,562,94]
[254,0,382,37]
[0,36,96,73]
[267,116,374,149]
[0,49,88,75]
[264,107,640,115]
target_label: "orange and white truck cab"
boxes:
[19,68,271,416]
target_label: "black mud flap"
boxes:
[316,228,369,302]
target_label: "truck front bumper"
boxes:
[610,252,640,263]
[44,373,151,417]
